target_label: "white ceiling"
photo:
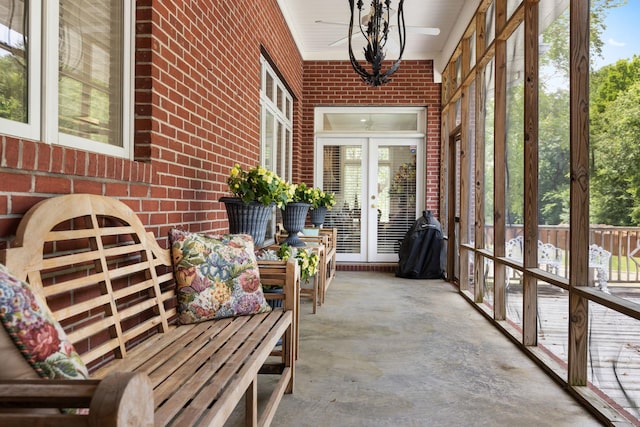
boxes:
[277,0,482,78]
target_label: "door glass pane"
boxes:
[262,110,275,169]
[377,145,416,254]
[469,31,476,69]
[323,145,362,254]
[465,80,476,248]
[483,58,495,252]
[275,121,283,177]
[265,72,274,102]
[505,23,524,250]
[59,0,123,146]
[507,0,522,19]
[485,1,495,49]
[284,128,291,181]
[454,136,461,281]
[0,0,28,123]
[589,0,640,301]
[505,22,524,329]
[539,1,569,279]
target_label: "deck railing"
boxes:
[488,225,640,284]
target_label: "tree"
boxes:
[0,55,27,122]
[591,79,640,225]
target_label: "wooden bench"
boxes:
[318,228,337,304]
[0,194,299,427]
[273,233,327,315]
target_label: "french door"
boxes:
[316,137,424,262]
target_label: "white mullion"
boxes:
[122,0,134,159]
[41,0,59,145]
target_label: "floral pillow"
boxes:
[0,263,89,381]
[168,229,272,324]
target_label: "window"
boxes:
[260,56,293,241]
[260,56,292,182]
[0,0,133,158]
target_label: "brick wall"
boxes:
[0,1,441,251]
[0,0,303,249]
[300,60,441,214]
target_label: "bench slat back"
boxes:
[1,194,176,371]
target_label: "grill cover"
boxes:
[396,210,445,279]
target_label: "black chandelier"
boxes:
[348,0,406,86]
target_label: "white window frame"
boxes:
[260,56,293,181]
[0,1,134,159]
[0,2,41,141]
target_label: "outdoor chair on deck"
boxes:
[588,244,611,293]
[505,236,563,282]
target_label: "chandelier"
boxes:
[348,0,406,86]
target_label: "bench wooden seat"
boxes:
[0,194,299,427]
[318,228,337,303]
[274,232,329,313]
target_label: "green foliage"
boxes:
[506,80,524,225]
[590,80,640,225]
[275,243,319,282]
[227,164,291,208]
[539,90,570,225]
[290,182,315,204]
[537,0,637,227]
[0,55,27,122]
[289,182,336,208]
[307,187,336,209]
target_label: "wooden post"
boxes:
[568,0,591,386]
[522,0,539,347]
[493,3,507,321]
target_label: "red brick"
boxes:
[130,184,149,198]
[34,176,71,194]
[105,182,129,197]
[37,143,51,171]
[2,137,21,168]
[10,195,46,215]
[1,167,31,191]
[22,140,37,170]
[74,180,103,195]
[51,146,64,173]
[0,217,21,240]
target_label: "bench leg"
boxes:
[285,325,295,394]
[246,378,258,427]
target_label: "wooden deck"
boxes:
[495,284,640,423]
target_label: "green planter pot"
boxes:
[220,197,273,247]
[309,206,328,228]
[281,202,311,247]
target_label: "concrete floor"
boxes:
[238,271,604,426]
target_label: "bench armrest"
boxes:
[0,372,153,427]
[258,257,300,312]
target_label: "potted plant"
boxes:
[308,187,336,227]
[220,164,290,246]
[257,243,320,309]
[281,182,313,247]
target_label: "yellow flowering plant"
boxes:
[309,187,336,209]
[289,183,336,209]
[290,182,315,204]
[226,164,291,208]
[277,243,319,282]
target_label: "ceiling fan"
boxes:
[315,19,440,47]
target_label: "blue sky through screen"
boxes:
[595,1,640,69]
